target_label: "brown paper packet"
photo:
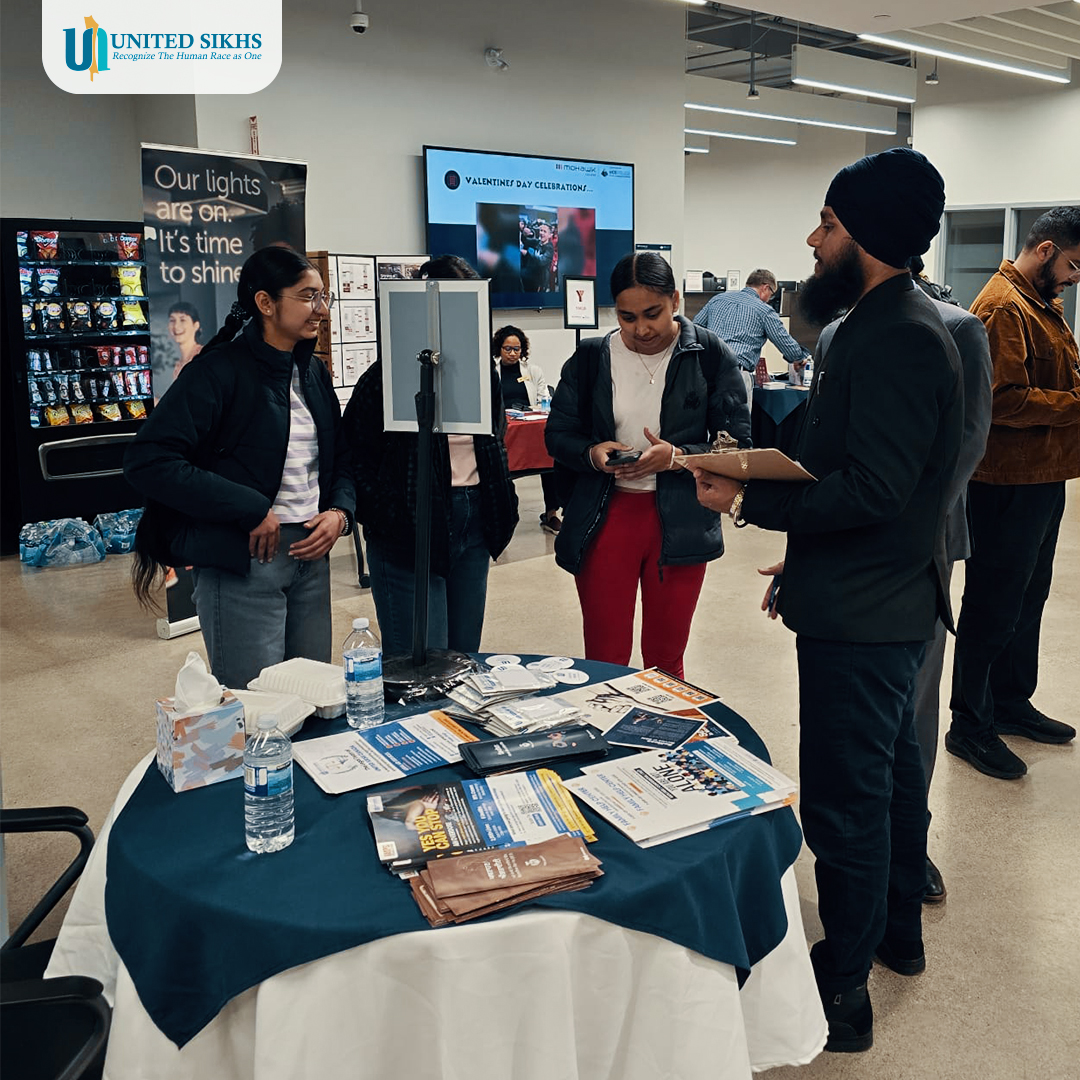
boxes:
[441,870,604,917]
[425,834,601,899]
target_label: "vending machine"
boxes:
[0,218,153,554]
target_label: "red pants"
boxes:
[575,490,707,679]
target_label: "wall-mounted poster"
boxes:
[339,300,378,343]
[340,342,378,387]
[376,256,429,282]
[338,256,376,299]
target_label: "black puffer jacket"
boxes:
[545,317,750,575]
[343,360,518,576]
[124,322,355,575]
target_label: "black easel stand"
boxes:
[382,348,473,700]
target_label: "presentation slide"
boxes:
[424,147,634,309]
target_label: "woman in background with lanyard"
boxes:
[545,251,749,678]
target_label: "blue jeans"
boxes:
[192,523,332,690]
[797,636,928,996]
[366,486,491,657]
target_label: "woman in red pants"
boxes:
[545,252,749,677]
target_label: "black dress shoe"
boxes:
[822,982,874,1053]
[923,858,946,904]
[874,936,926,976]
[945,730,1027,780]
[995,705,1076,745]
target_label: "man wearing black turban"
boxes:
[692,148,964,1054]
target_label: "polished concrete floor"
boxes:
[1,475,1077,1078]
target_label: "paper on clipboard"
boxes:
[677,449,816,482]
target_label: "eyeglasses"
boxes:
[283,290,335,310]
[1051,243,1080,279]
[501,344,522,353]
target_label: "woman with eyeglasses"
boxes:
[125,247,355,689]
[492,324,562,533]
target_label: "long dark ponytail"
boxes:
[130,245,316,612]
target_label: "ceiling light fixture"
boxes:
[684,126,797,146]
[925,61,939,86]
[858,34,1070,84]
[791,43,917,104]
[684,146,710,153]
[684,101,895,135]
[791,76,914,104]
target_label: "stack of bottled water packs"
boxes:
[19,517,106,567]
[93,508,143,553]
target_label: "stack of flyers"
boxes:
[553,668,729,738]
[475,694,584,736]
[447,667,555,715]
[564,738,796,848]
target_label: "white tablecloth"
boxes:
[47,754,826,1080]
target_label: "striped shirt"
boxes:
[271,364,321,524]
[693,287,810,371]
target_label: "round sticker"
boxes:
[526,660,548,671]
[538,656,575,672]
[554,669,589,685]
[490,661,521,671]
[485,654,521,667]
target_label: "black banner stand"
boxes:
[382,340,475,701]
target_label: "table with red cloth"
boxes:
[504,414,554,475]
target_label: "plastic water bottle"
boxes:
[802,356,815,388]
[244,714,294,854]
[344,617,384,730]
[538,388,551,414]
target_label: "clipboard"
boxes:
[677,449,816,482]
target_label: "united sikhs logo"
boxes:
[64,16,109,81]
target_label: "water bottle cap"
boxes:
[256,714,280,731]
[352,617,369,630]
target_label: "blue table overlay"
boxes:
[105,658,803,1047]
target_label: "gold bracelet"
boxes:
[729,485,748,528]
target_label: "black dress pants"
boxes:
[950,481,1066,741]
[797,636,928,997]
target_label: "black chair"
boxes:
[1,807,109,1080]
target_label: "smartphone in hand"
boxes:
[607,449,643,466]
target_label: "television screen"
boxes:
[423,146,634,310]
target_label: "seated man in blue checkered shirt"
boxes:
[692,269,810,406]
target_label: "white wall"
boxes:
[913,58,1080,209]
[0,1,141,220]
[187,0,687,373]
[682,125,867,287]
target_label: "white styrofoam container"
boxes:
[248,658,347,719]
[231,689,315,737]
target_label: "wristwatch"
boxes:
[330,507,352,536]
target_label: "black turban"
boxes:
[825,148,945,270]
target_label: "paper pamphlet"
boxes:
[367,768,597,873]
[292,710,477,795]
[564,738,796,848]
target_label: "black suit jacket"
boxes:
[741,274,963,643]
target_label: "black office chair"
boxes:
[1,807,109,1080]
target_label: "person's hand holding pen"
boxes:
[758,560,785,619]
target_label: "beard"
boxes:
[799,239,865,326]
[1032,259,1064,304]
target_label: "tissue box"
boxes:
[155,691,246,793]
